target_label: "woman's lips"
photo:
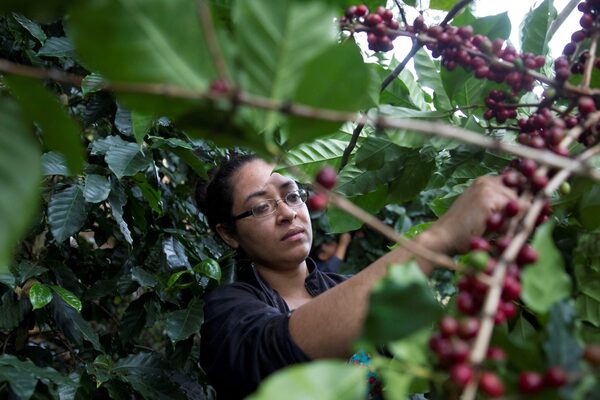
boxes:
[282,228,305,241]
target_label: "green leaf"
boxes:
[520,0,556,56]
[131,266,159,288]
[120,296,148,343]
[105,142,151,179]
[81,73,105,96]
[413,49,451,111]
[112,353,185,400]
[576,294,600,327]
[363,261,442,344]
[0,291,30,331]
[49,296,102,351]
[194,259,221,282]
[13,262,47,286]
[288,41,372,145]
[164,298,204,342]
[378,65,426,110]
[163,236,191,269]
[83,174,111,203]
[5,75,85,174]
[573,233,600,303]
[166,270,192,290]
[90,135,129,156]
[429,0,455,11]
[12,13,47,44]
[388,154,435,203]
[132,112,153,144]
[327,185,388,233]
[48,185,88,243]
[278,138,349,181]
[248,360,366,400]
[441,66,493,110]
[521,222,572,315]
[42,152,71,176]
[578,183,600,230]
[0,98,41,274]
[235,0,337,130]
[29,283,53,310]
[452,9,511,41]
[0,354,73,399]
[69,0,215,115]
[108,180,133,244]
[50,285,82,312]
[37,36,75,57]
[543,302,583,372]
[354,136,405,170]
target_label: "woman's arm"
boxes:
[289,176,524,359]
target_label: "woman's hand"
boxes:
[425,175,527,255]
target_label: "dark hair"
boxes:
[195,154,258,234]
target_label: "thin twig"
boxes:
[196,0,230,82]
[440,0,473,27]
[1,58,599,181]
[339,121,364,171]
[582,33,598,89]
[393,0,409,27]
[380,41,423,92]
[547,0,581,41]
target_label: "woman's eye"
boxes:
[253,203,271,215]
[287,193,301,203]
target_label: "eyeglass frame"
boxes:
[232,189,308,221]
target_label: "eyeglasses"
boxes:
[233,189,308,220]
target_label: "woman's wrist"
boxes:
[414,222,455,257]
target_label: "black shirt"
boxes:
[200,258,349,399]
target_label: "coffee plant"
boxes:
[0,0,598,399]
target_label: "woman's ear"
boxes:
[215,224,239,249]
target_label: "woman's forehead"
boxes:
[232,160,294,201]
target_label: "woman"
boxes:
[197,155,520,399]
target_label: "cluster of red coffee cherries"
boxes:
[340,5,401,52]
[308,166,337,211]
[482,89,518,124]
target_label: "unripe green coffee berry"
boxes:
[466,250,490,270]
[559,182,571,195]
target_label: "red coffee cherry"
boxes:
[584,344,600,366]
[517,244,538,266]
[480,372,504,398]
[451,363,474,387]
[451,340,470,363]
[316,166,337,189]
[520,159,537,178]
[470,237,491,252]
[504,199,520,217]
[578,96,597,116]
[486,212,505,232]
[544,366,568,388]
[457,292,477,315]
[500,301,518,320]
[486,346,507,362]
[439,316,459,338]
[355,4,368,16]
[502,276,521,301]
[307,193,328,211]
[519,371,544,394]
[458,317,480,340]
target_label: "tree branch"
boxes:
[393,0,409,27]
[1,58,600,181]
[440,0,473,27]
[339,121,364,171]
[547,0,581,40]
[197,0,230,82]
[582,33,598,89]
[380,41,423,92]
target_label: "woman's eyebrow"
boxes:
[243,180,296,204]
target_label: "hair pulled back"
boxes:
[195,154,258,234]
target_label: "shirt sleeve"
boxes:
[200,284,311,399]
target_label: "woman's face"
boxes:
[221,159,313,271]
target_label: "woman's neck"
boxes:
[254,261,309,299]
